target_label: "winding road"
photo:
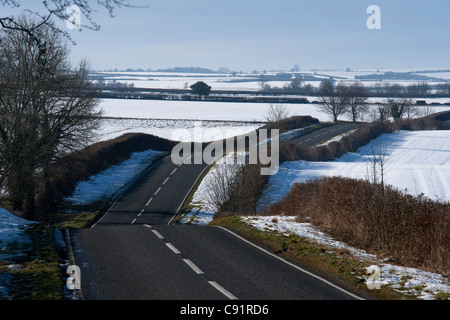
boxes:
[68,122,363,301]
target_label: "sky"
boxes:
[3,0,450,72]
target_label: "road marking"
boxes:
[170,168,177,175]
[144,224,152,229]
[131,218,137,225]
[146,197,153,207]
[166,243,181,254]
[154,187,161,195]
[138,209,144,217]
[183,259,205,275]
[168,157,220,226]
[152,230,165,240]
[214,225,364,300]
[162,177,169,185]
[208,281,238,300]
[90,155,167,229]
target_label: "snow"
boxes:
[94,117,263,143]
[181,153,245,225]
[98,98,330,122]
[0,208,35,298]
[0,208,34,250]
[258,130,450,208]
[242,215,377,261]
[2,69,450,298]
[242,215,450,300]
[182,129,450,299]
[64,149,163,206]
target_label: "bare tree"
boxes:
[0,17,101,218]
[259,74,269,92]
[0,0,136,53]
[366,139,390,195]
[375,103,391,122]
[286,76,303,92]
[317,79,349,122]
[265,103,290,124]
[0,1,134,30]
[344,81,369,122]
[387,97,416,119]
[206,160,241,211]
[407,82,430,96]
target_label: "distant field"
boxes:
[259,130,450,208]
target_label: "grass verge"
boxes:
[210,215,413,300]
[0,223,63,300]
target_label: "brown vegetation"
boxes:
[280,111,450,163]
[217,111,450,278]
[260,177,450,278]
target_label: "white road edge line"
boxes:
[183,259,205,275]
[64,229,85,300]
[168,153,222,225]
[208,281,238,300]
[166,243,181,254]
[214,225,364,301]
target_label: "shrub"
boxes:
[261,177,450,277]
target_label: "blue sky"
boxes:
[5,0,450,71]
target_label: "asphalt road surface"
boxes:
[68,123,363,301]
[286,122,360,146]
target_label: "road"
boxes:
[285,122,360,146]
[68,123,363,301]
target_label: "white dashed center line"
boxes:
[183,259,205,275]
[166,243,181,254]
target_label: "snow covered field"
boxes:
[258,130,450,208]
[94,98,450,144]
[94,117,264,143]
[96,69,450,92]
[92,98,327,143]
[97,98,329,122]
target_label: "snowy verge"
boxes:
[0,208,36,299]
[180,152,246,225]
[64,149,164,206]
[0,208,35,252]
[242,215,450,300]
